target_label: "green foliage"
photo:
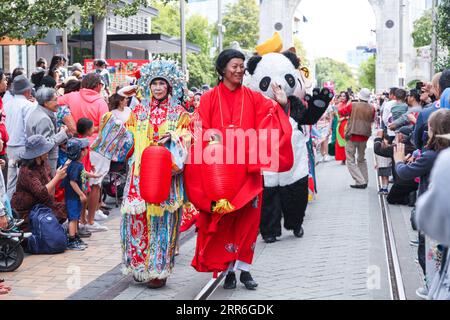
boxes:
[0,0,74,44]
[186,14,212,55]
[187,53,215,88]
[222,0,259,50]
[315,57,358,93]
[358,55,376,91]
[407,79,422,90]
[412,9,432,48]
[293,37,309,67]
[436,0,450,70]
[151,1,215,87]
[0,0,155,44]
[149,0,180,37]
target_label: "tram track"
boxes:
[192,148,409,301]
[373,152,406,300]
[73,147,406,300]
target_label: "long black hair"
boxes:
[48,55,63,79]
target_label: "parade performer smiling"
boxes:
[120,59,191,289]
[184,49,294,290]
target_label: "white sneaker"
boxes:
[86,221,108,232]
[323,155,332,162]
[94,210,108,221]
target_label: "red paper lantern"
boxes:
[139,145,172,204]
[201,141,246,202]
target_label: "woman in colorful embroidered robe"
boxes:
[335,91,352,163]
[120,60,191,289]
[184,49,294,290]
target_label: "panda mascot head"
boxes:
[246,50,310,101]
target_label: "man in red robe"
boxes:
[184,49,294,290]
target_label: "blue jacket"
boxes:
[412,102,438,150]
[396,149,438,196]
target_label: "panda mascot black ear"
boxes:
[282,50,300,69]
[247,55,263,75]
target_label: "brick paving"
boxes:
[1,209,122,300]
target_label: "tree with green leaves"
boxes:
[149,0,180,37]
[0,0,74,44]
[222,0,259,50]
[0,0,156,45]
[411,9,432,48]
[436,0,450,70]
[315,57,358,93]
[293,36,309,67]
[149,2,215,87]
[358,55,376,91]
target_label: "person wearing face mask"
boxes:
[184,49,294,290]
[120,59,192,289]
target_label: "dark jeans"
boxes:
[418,232,426,274]
[260,176,309,239]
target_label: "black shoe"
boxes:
[263,236,276,244]
[350,184,367,189]
[240,271,258,290]
[293,227,304,238]
[223,272,237,289]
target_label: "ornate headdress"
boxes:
[138,58,187,105]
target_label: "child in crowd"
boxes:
[64,138,100,250]
[74,118,97,236]
[390,88,409,123]
[375,130,392,195]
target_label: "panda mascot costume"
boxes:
[246,34,333,243]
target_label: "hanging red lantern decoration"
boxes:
[201,140,246,215]
[139,145,172,215]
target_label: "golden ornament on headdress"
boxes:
[255,32,283,56]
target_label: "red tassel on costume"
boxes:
[139,145,172,204]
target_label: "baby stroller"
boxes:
[102,161,128,208]
[0,197,31,272]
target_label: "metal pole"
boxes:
[218,0,223,52]
[180,0,187,76]
[62,28,69,61]
[399,0,404,87]
[431,0,438,77]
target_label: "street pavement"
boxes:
[0,143,423,300]
[1,209,122,300]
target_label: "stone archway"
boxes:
[259,0,430,92]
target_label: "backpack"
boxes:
[27,205,67,254]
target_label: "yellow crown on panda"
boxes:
[255,32,283,56]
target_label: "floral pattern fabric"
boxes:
[120,97,192,281]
